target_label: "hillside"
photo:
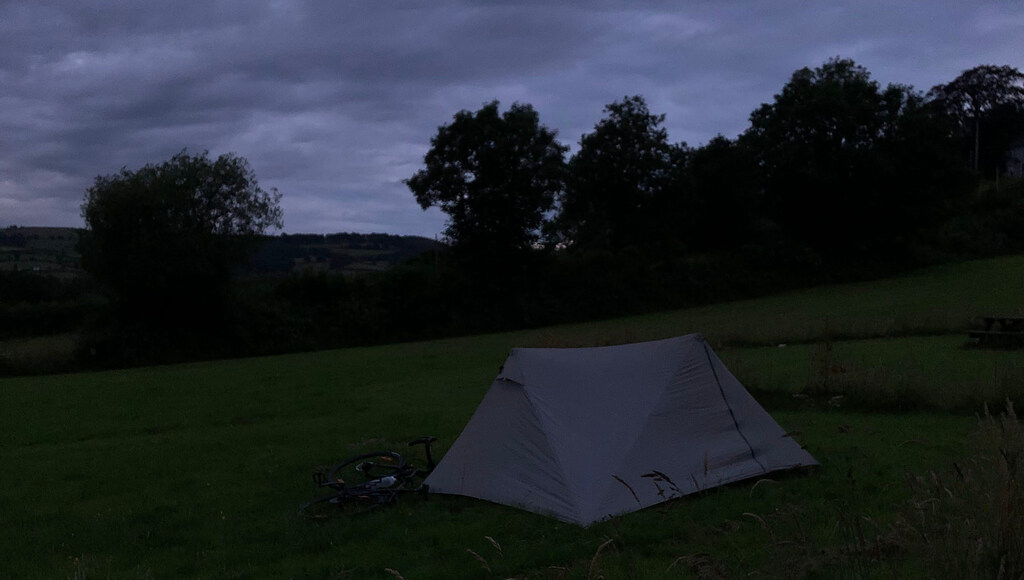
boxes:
[247,232,440,276]
[0,226,440,279]
[0,226,82,278]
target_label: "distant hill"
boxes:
[247,232,441,276]
[0,227,441,279]
[0,227,82,278]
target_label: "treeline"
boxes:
[5,58,1024,374]
[408,59,1023,264]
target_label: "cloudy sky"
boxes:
[2,1,1023,236]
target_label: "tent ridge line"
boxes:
[702,342,769,473]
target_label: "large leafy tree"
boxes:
[679,135,760,251]
[743,58,969,256]
[554,95,684,252]
[80,150,283,325]
[406,101,567,262]
[929,65,1024,173]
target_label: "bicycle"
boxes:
[300,436,437,518]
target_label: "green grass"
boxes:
[520,254,1024,348]
[0,349,972,578]
[4,254,1024,577]
[723,335,1024,411]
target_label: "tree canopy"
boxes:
[743,58,969,256]
[929,65,1024,123]
[929,65,1024,172]
[80,150,282,325]
[405,101,567,262]
[679,135,759,250]
[554,95,683,252]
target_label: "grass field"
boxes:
[3,255,1024,578]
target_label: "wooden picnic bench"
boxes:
[969,315,1024,347]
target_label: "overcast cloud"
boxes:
[2,1,1023,236]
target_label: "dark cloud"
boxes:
[2,1,1022,235]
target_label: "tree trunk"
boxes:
[974,115,980,172]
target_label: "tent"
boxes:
[424,334,817,526]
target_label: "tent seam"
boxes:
[702,342,768,473]
[518,361,586,526]
[592,337,693,519]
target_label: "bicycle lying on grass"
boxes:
[300,437,437,518]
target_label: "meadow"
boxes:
[3,256,1024,578]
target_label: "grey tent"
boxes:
[425,334,817,526]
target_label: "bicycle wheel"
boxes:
[325,451,407,492]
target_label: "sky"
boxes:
[2,2,1023,237]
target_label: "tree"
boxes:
[743,58,969,256]
[554,95,684,252]
[80,150,283,326]
[929,65,1024,172]
[405,101,567,262]
[680,135,760,250]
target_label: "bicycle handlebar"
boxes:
[407,437,437,471]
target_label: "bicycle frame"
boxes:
[301,437,437,517]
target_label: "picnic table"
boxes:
[968,315,1024,347]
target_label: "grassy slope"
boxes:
[520,254,1024,348]
[3,255,1024,578]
